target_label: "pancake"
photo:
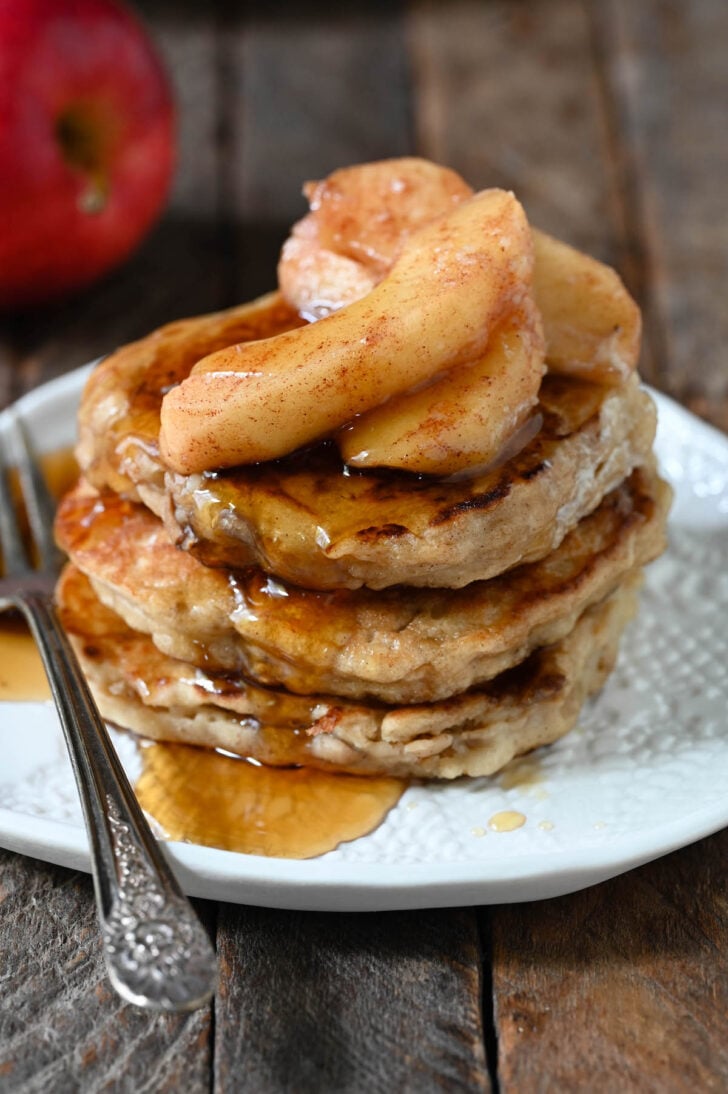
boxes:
[55,466,670,704]
[75,292,656,591]
[66,163,669,783]
[165,372,655,590]
[57,565,641,779]
[76,292,304,512]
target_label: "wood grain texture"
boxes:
[590,0,728,419]
[214,905,489,1094]
[0,851,211,1094]
[408,0,618,262]
[220,0,413,302]
[409,0,728,426]
[489,829,728,1092]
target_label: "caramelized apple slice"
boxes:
[279,157,473,319]
[339,300,545,476]
[279,160,640,386]
[533,229,641,383]
[160,189,532,474]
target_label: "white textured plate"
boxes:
[1,367,727,911]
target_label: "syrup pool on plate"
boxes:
[0,440,407,860]
[0,446,79,702]
[0,616,51,701]
[135,741,407,859]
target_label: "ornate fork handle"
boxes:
[18,589,217,1012]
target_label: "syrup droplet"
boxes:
[488,810,527,833]
[135,741,406,859]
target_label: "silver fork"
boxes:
[0,413,216,1012]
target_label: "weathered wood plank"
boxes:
[409,0,717,396]
[408,0,618,262]
[489,829,728,1092]
[0,850,212,1093]
[590,0,728,421]
[219,0,413,302]
[214,905,489,1093]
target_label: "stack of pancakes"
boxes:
[55,210,670,780]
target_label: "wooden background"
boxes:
[1,1,727,1089]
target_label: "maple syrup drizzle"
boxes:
[135,741,406,859]
[1,446,79,702]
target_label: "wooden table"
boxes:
[2,2,727,1089]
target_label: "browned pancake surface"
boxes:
[76,292,303,505]
[76,293,656,590]
[57,565,641,779]
[55,467,669,703]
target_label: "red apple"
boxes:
[0,0,175,310]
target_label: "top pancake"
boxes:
[166,372,655,589]
[77,293,657,590]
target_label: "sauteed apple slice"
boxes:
[279,157,472,318]
[532,229,641,384]
[160,188,532,474]
[339,299,545,475]
[280,159,640,385]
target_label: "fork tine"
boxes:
[11,415,65,575]
[0,429,31,577]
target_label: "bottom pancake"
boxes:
[57,565,641,779]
